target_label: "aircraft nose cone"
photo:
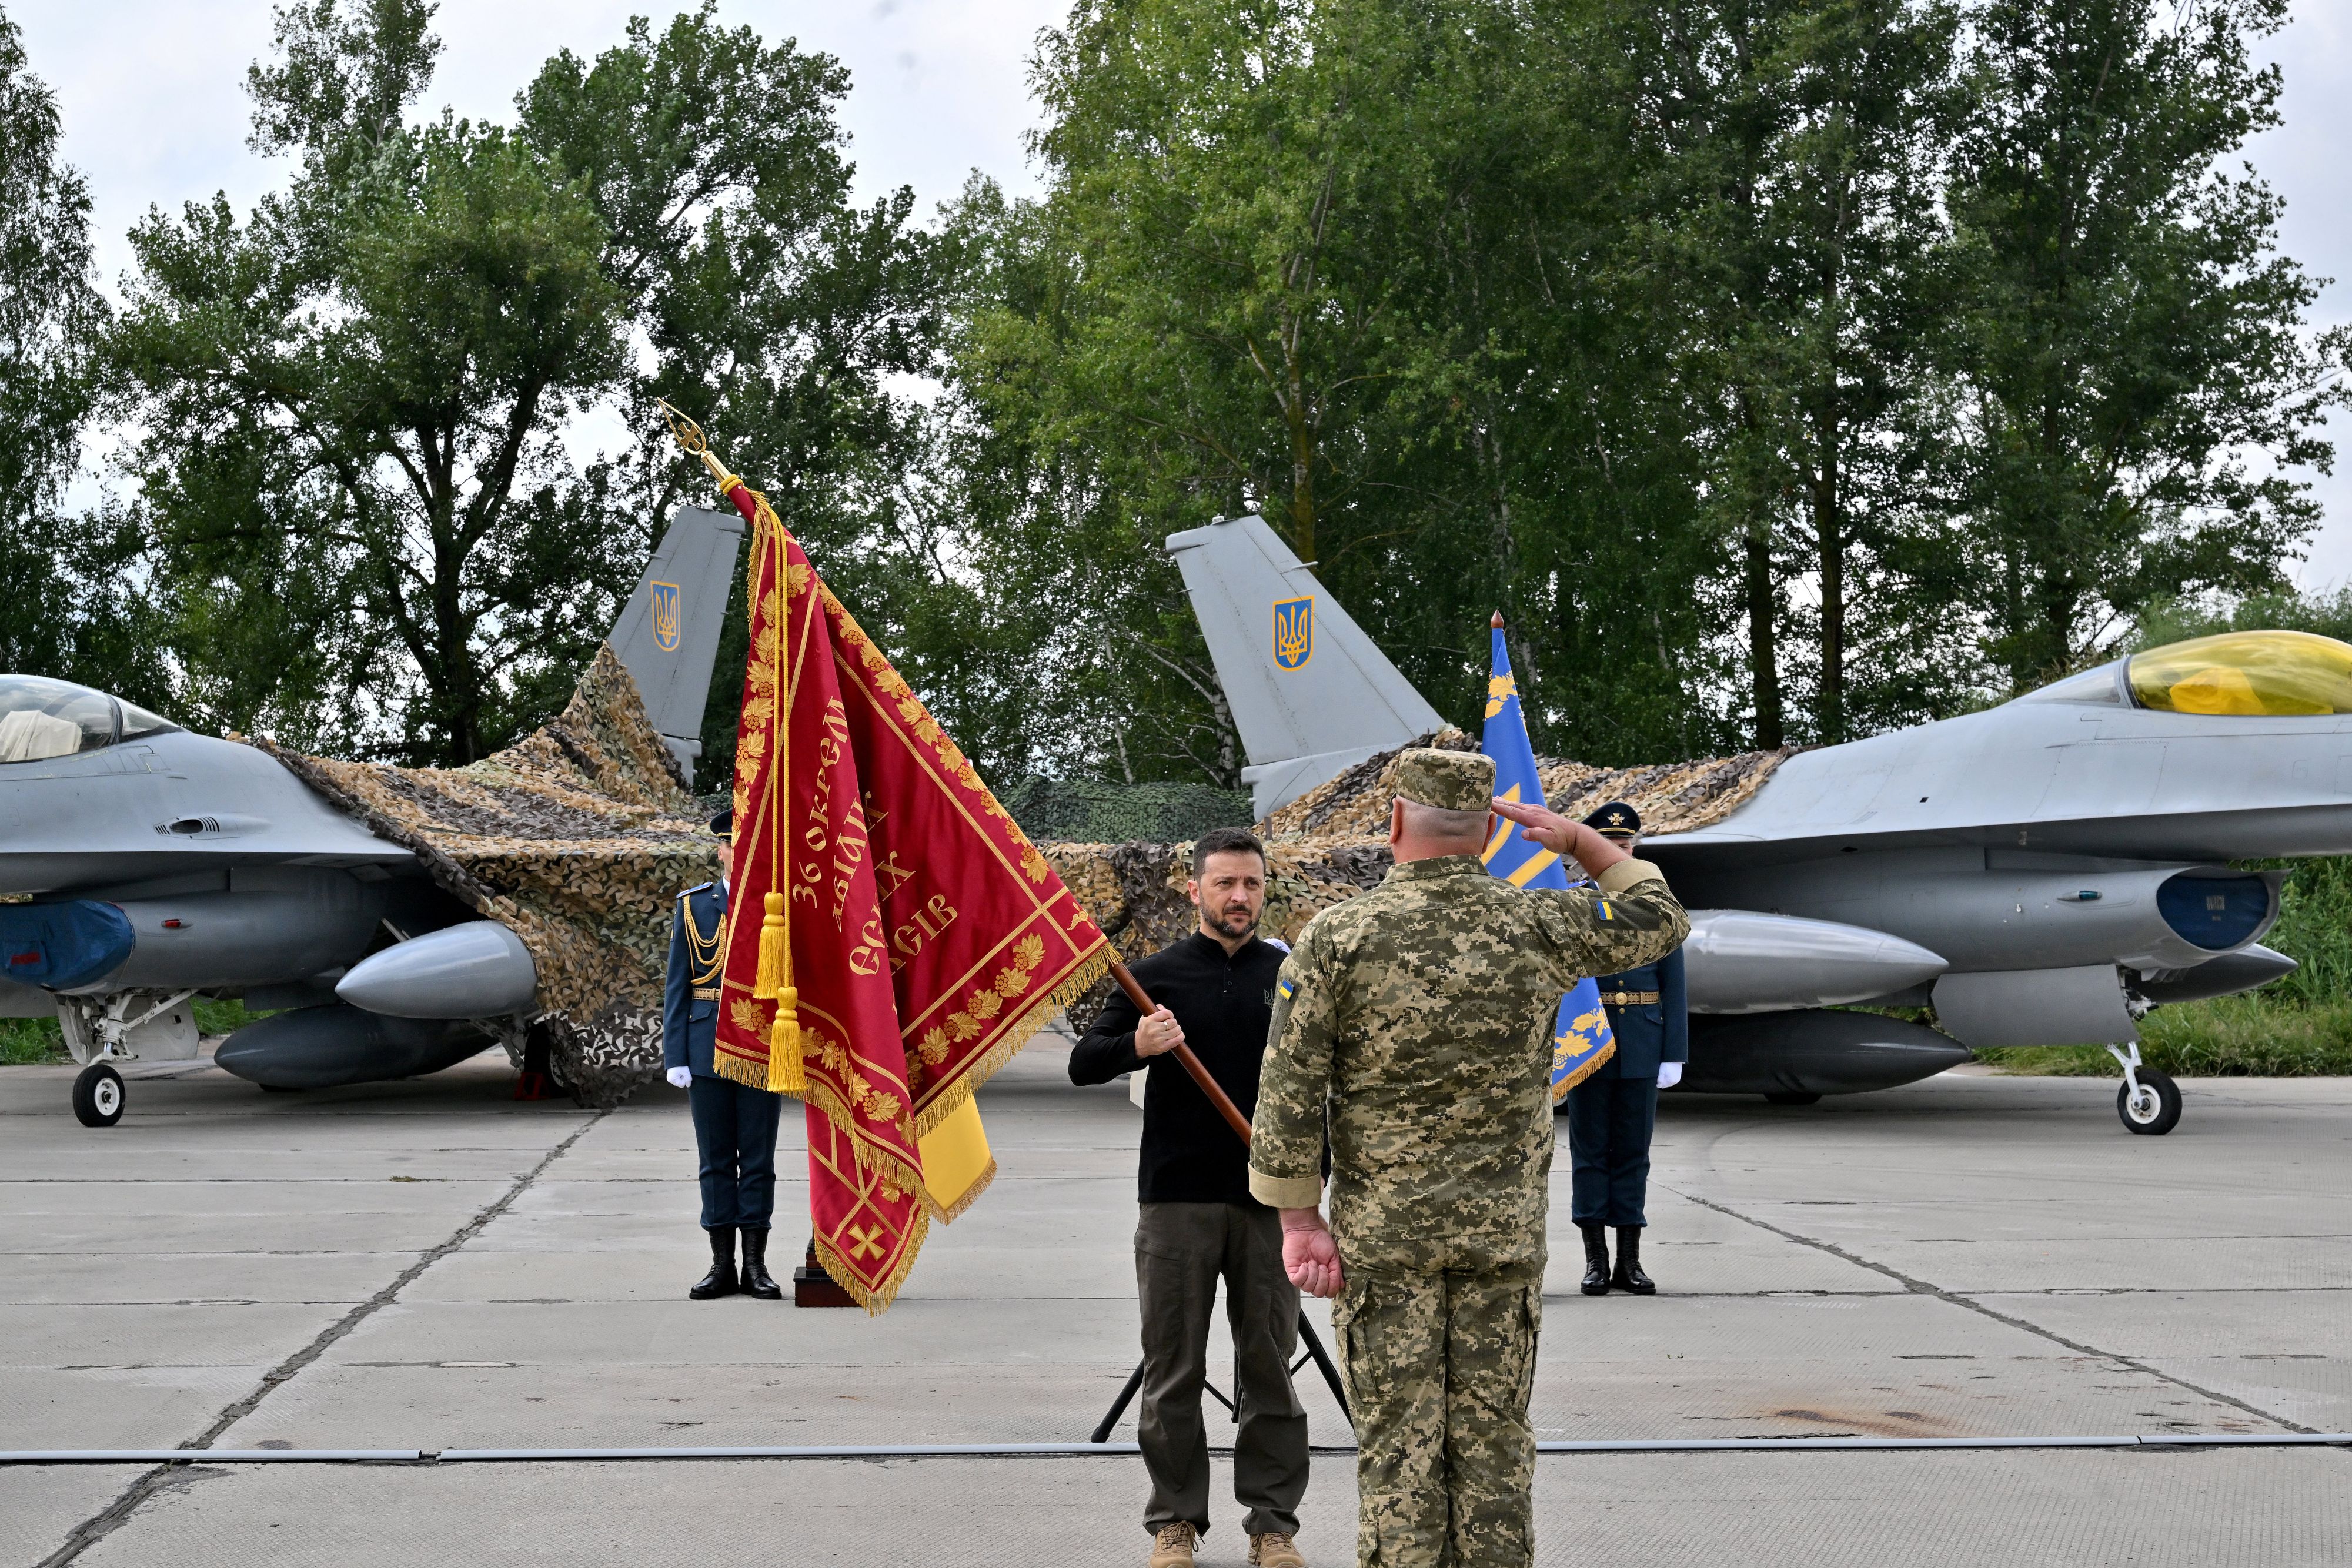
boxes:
[336,921,537,1018]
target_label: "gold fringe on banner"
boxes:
[1551,1038,1616,1101]
[816,1209,930,1316]
[909,945,1115,1141]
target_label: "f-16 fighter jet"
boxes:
[1172,514,2333,1134]
[0,508,744,1126]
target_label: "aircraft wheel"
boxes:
[72,1063,125,1128]
[2117,1069,2181,1135]
[1763,1091,1822,1106]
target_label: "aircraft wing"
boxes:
[1166,516,1445,817]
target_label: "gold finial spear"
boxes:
[656,398,739,492]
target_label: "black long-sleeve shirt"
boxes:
[1069,930,1287,1205]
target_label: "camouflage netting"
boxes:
[1039,730,1793,1003]
[250,646,723,1108]
[1003,776,1253,845]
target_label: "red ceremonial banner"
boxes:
[710,483,1112,1309]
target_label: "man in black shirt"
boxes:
[1070,827,1310,1568]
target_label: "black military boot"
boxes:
[689,1225,739,1300]
[1612,1226,1656,1295]
[1579,1224,1611,1295]
[739,1226,783,1300]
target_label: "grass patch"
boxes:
[0,997,270,1067]
[1977,997,2352,1078]
[0,1016,68,1065]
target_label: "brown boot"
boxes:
[1251,1531,1308,1567]
[1148,1522,1198,1567]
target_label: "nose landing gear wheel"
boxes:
[72,1063,125,1128]
[2117,1068,2181,1135]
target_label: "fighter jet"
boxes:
[0,507,744,1126]
[1172,514,2334,1134]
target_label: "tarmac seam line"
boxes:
[35,1108,611,1568]
[1663,1185,2318,1437]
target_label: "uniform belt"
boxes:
[693,987,721,1001]
[1601,990,1661,1006]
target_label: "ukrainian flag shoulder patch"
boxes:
[1597,899,1615,922]
[1277,977,1296,1001]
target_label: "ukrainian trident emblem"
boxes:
[1272,597,1313,670]
[650,581,682,652]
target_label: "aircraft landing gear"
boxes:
[2107,1042,2181,1135]
[72,1062,125,1128]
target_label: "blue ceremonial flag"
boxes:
[1480,620,1613,1100]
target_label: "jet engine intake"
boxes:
[1806,862,2287,974]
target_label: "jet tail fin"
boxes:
[1165,515,1446,818]
[608,506,747,788]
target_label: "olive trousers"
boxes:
[1134,1202,1310,1540]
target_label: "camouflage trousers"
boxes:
[1331,1261,1542,1567]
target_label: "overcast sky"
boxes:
[14,0,2352,589]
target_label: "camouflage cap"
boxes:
[1392,748,1496,812]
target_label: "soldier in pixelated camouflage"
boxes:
[1247,749,1690,1568]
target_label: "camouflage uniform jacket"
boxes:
[1247,854,1689,1270]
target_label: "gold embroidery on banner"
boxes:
[730,998,767,1034]
[917,1027,950,1065]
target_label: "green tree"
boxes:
[109,2,941,775]
[1943,0,2346,690]
[113,0,626,760]
[0,7,146,698]
[519,8,955,788]
[960,0,1735,777]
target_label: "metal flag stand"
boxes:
[1085,962,1354,1443]
[1090,1311,1351,1445]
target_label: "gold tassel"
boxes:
[769,985,806,1092]
[753,891,786,999]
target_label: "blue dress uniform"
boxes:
[663,823,785,1302]
[1565,802,1687,1295]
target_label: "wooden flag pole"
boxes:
[1109,959,1253,1146]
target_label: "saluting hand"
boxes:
[1491,797,1631,880]
[1134,1005,1185,1058]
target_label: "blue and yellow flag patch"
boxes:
[1481,620,1613,1100]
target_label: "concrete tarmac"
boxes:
[4,1042,2348,1565]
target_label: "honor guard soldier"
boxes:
[1248,751,1689,1568]
[1566,802,1688,1296]
[663,809,784,1302]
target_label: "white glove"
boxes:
[1656,1062,1682,1090]
[666,1066,693,1089]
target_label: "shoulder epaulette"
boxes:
[679,882,714,900]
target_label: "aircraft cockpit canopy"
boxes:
[0,675,179,764]
[2020,631,2352,716]
[2127,631,2352,716]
